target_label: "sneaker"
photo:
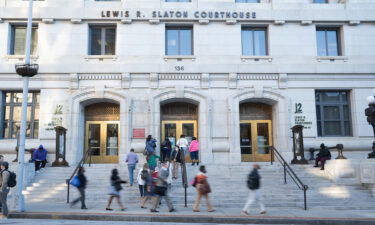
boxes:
[241,210,249,216]
[260,210,267,214]
[106,208,113,211]
[169,208,176,212]
[150,209,159,213]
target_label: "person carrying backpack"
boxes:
[145,135,157,156]
[242,164,266,216]
[0,162,11,218]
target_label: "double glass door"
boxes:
[161,120,197,162]
[240,120,272,162]
[85,121,119,163]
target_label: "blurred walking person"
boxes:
[137,163,152,208]
[193,165,214,212]
[150,162,175,213]
[171,146,182,179]
[242,164,266,215]
[106,169,127,211]
[70,167,88,209]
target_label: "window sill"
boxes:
[316,56,348,62]
[84,55,118,61]
[241,56,272,62]
[164,55,196,62]
[4,55,39,61]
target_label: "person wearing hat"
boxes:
[32,144,48,173]
[314,143,331,170]
[0,161,10,218]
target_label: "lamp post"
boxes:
[365,90,375,159]
[14,0,38,212]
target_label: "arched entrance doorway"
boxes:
[240,102,273,162]
[160,101,198,162]
[85,102,120,163]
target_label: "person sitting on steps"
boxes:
[314,143,331,170]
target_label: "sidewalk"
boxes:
[8,201,375,225]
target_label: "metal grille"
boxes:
[161,102,198,120]
[85,103,120,121]
[240,102,272,120]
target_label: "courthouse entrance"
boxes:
[84,102,120,163]
[161,101,198,162]
[240,102,273,162]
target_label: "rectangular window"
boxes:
[10,25,38,55]
[241,27,267,56]
[89,26,116,55]
[315,91,351,137]
[166,26,193,56]
[2,92,40,139]
[316,27,341,56]
[236,0,260,2]
[313,0,328,3]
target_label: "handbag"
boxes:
[154,186,167,196]
[70,175,81,187]
[190,177,197,187]
[198,181,211,194]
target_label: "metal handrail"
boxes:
[180,149,188,207]
[66,149,91,203]
[270,146,309,210]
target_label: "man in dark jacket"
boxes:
[314,143,331,170]
[70,167,87,209]
[242,164,266,216]
[33,144,47,173]
[0,162,10,218]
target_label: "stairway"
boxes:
[21,162,375,211]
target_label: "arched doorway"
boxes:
[240,102,273,162]
[160,101,198,162]
[85,102,120,163]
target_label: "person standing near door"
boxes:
[161,139,172,162]
[177,134,188,159]
[126,148,139,186]
[171,146,182,179]
[189,137,199,166]
[242,164,266,215]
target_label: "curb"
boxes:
[8,212,375,225]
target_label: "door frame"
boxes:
[85,120,120,164]
[240,120,273,162]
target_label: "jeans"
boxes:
[0,189,9,216]
[35,160,47,171]
[128,164,136,185]
[180,147,188,158]
[190,151,199,161]
[71,187,86,208]
[139,185,147,197]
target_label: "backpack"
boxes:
[247,173,259,190]
[141,170,148,181]
[7,171,17,188]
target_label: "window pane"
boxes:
[240,123,252,154]
[35,105,40,120]
[105,28,116,55]
[166,29,179,55]
[343,106,349,120]
[4,106,10,120]
[3,122,9,139]
[14,27,26,55]
[254,30,266,56]
[257,123,270,154]
[317,121,322,136]
[90,28,102,55]
[5,93,11,103]
[13,93,32,103]
[33,121,39,138]
[322,92,340,102]
[179,29,192,55]
[31,28,38,55]
[106,123,118,156]
[326,30,339,56]
[316,106,321,120]
[12,122,21,138]
[324,122,341,136]
[323,106,340,120]
[13,106,21,122]
[314,0,327,3]
[26,122,31,138]
[241,30,253,56]
[316,30,327,56]
[35,92,40,103]
[344,122,351,136]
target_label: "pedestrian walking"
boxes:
[189,137,199,166]
[0,155,4,213]
[106,169,127,211]
[70,166,88,210]
[242,164,266,215]
[150,162,175,213]
[32,144,47,173]
[171,146,182,179]
[177,134,188,157]
[0,162,10,218]
[126,148,139,186]
[192,165,214,212]
[147,153,160,171]
[137,163,152,208]
[160,139,172,162]
[145,135,157,156]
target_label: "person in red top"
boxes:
[193,165,214,212]
[188,137,200,166]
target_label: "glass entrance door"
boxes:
[161,120,197,162]
[240,120,272,162]
[85,121,119,163]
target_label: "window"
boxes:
[313,0,328,3]
[165,0,191,2]
[89,26,116,55]
[315,91,351,137]
[9,25,38,55]
[316,27,341,56]
[2,92,40,139]
[166,26,193,56]
[236,0,260,2]
[241,27,267,56]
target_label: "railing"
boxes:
[66,149,91,203]
[180,149,188,207]
[270,146,309,210]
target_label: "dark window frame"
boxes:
[1,91,40,139]
[313,0,328,3]
[316,27,342,56]
[88,25,117,55]
[315,90,352,137]
[165,25,194,56]
[241,26,268,56]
